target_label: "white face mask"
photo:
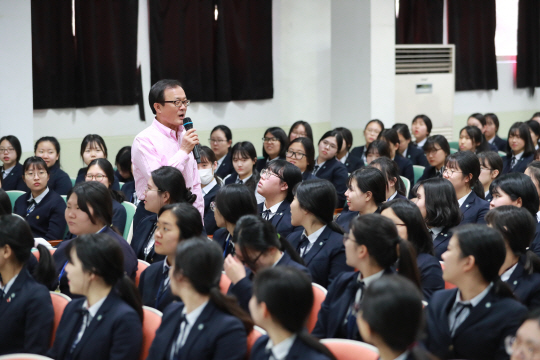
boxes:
[199,168,214,185]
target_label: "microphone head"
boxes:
[183,117,193,130]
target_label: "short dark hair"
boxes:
[392,124,411,140]
[334,127,353,152]
[231,141,257,162]
[459,126,490,153]
[478,151,503,177]
[366,139,391,159]
[80,134,108,160]
[445,150,484,198]
[115,146,132,175]
[527,120,540,145]
[294,179,343,233]
[215,184,258,224]
[507,122,535,157]
[265,160,303,202]
[485,206,536,256]
[0,135,22,163]
[151,166,196,205]
[491,173,539,217]
[158,203,203,241]
[380,129,400,146]
[23,156,49,176]
[148,79,183,114]
[412,115,432,134]
[318,130,344,154]
[485,113,500,131]
[263,127,288,160]
[67,181,113,228]
[348,166,387,206]
[288,121,314,142]
[289,137,315,173]
[370,157,407,197]
[423,135,450,157]
[468,113,486,126]
[34,136,62,166]
[211,125,233,142]
[418,178,462,228]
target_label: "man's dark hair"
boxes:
[148,79,183,115]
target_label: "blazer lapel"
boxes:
[433,232,449,250]
[271,201,290,229]
[460,192,476,215]
[180,302,216,357]
[328,276,357,336]
[302,227,331,266]
[506,257,526,291]
[453,289,496,337]
[0,268,30,318]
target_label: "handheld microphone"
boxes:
[182,117,201,164]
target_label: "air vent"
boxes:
[396,46,454,75]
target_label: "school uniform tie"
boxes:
[297,235,310,257]
[511,156,517,169]
[236,178,243,184]
[312,164,320,175]
[155,267,170,309]
[262,209,272,220]
[26,199,36,216]
[70,308,90,354]
[170,314,188,360]
[345,280,365,340]
[450,302,473,336]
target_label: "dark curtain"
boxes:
[448,0,498,91]
[74,0,139,107]
[396,0,444,44]
[31,0,76,109]
[517,0,540,89]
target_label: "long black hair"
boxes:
[265,160,303,203]
[370,157,407,197]
[0,189,10,215]
[445,150,485,199]
[158,203,203,241]
[0,215,56,286]
[173,238,253,333]
[86,158,125,203]
[34,136,62,167]
[506,122,535,157]
[262,127,288,160]
[214,184,258,225]
[151,166,197,205]
[231,141,258,171]
[350,214,421,290]
[23,156,50,176]
[288,137,316,173]
[380,199,434,256]
[115,146,133,181]
[80,134,108,162]
[423,135,451,158]
[392,123,411,141]
[318,130,344,154]
[452,225,515,298]
[527,120,540,147]
[293,179,343,234]
[348,167,387,207]
[288,120,314,142]
[418,178,462,228]
[334,127,353,153]
[459,126,490,153]
[67,182,116,234]
[0,135,22,163]
[491,173,539,217]
[65,233,143,320]
[253,267,336,360]
[478,151,503,180]
[366,140,391,159]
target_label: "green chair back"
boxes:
[400,176,410,198]
[70,178,76,187]
[122,202,137,240]
[6,190,25,211]
[413,165,425,184]
[448,141,459,149]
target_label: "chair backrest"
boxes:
[126,221,134,244]
[0,354,55,360]
[70,178,76,187]
[246,326,266,360]
[119,182,125,189]
[219,272,231,294]
[122,201,137,240]
[450,148,458,154]
[307,283,327,332]
[439,261,456,289]
[140,306,162,360]
[400,176,410,198]
[11,213,25,221]
[31,249,40,262]
[413,165,425,184]
[5,190,25,211]
[498,150,506,157]
[49,292,71,347]
[320,339,379,360]
[136,260,150,287]
[448,141,459,149]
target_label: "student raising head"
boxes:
[503,121,535,174]
[34,136,72,195]
[312,214,421,341]
[0,135,29,191]
[286,137,317,181]
[411,115,432,149]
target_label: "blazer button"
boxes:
[466,205,470,208]
[513,280,518,285]
[485,302,491,308]
[448,344,454,352]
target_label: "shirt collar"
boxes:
[501,263,519,282]
[387,191,398,201]
[487,136,495,144]
[338,152,349,164]
[357,269,385,287]
[265,334,297,360]
[457,191,472,208]
[416,138,427,148]
[454,282,493,308]
[402,148,408,158]
[1,273,19,295]
[2,165,14,176]
[162,259,171,275]
[152,118,183,141]
[30,187,50,204]
[314,158,326,168]
[271,252,285,268]
[202,178,218,196]
[83,296,108,319]
[239,173,253,183]
[263,200,283,214]
[394,350,411,360]
[183,300,209,325]
[302,225,327,244]
[429,226,444,238]
[513,151,524,161]
[216,154,227,167]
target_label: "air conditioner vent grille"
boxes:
[396,47,454,75]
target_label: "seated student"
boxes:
[467,113,498,152]
[379,129,414,184]
[288,179,352,288]
[256,160,303,238]
[198,146,222,236]
[334,127,364,173]
[411,115,432,149]
[527,162,540,220]
[13,157,67,240]
[224,215,310,312]
[459,126,491,154]
[443,151,489,225]
[224,141,260,195]
[478,151,503,202]
[85,158,127,234]
[0,189,11,215]
[351,119,385,164]
[381,199,444,300]
[370,157,408,201]
[508,308,540,359]
[484,113,508,152]
[313,214,421,340]
[392,123,429,167]
[364,139,391,165]
[502,122,535,174]
[48,234,143,360]
[357,276,435,360]
[486,206,540,309]
[210,125,235,180]
[417,135,451,182]
[34,136,72,195]
[139,203,203,312]
[489,173,540,255]
[424,225,528,360]
[286,137,317,181]
[257,127,289,173]
[75,134,120,191]
[528,120,540,151]
[336,167,386,232]
[131,166,197,263]
[250,267,336,360]
[415,178,462,260]
[312,130,349,207]
[53,182,138,297]
[288,120,314,142]
[0,135,29,191]
[212,184,258,257]
[146,238,252,360]
[0,215,55,356]
[114,145,134,183]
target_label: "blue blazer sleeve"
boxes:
[228,271,253,313]
[112,199,127,235]
[416,253,444,301]
[49,166,73,196]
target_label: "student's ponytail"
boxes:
[115,274,143,321]
[296,332,337,360]
[208,286,253,333]
[471,178,485,199]
[32,244,56,287]
[395,239,422,291]
[278,235,305,265]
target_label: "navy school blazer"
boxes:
[459,191,489,225]
[505,254,540,309]
[485,192,493,203]
[47,162,73,196]
[0,268,53,355]
[133,201,154,230]
[112,199,127,235]
[138,260,181,312]
[302,171,318,181]
[114,169,133,183]
[424,286,527,360]
[502,153,534,174]
[203,182,220,236]
[287,227,353,289]
[228,251,311,312]
[212,228,234,258]
[342,153,364,174]
[130,214,165,264]
[75,167,121,191]
[146,301,248,360]
[349,145,365,160]
[492,136,508,152]
[417,252,444,301]
[312,157,348,208]
[417,165,443,183]
[13,189,67,240]
[214,150,236,180]
[335,209,358,233]
[47,292,142,360]
[120,180,136,203]
[530,223,540,257]
[433,227,453,261]
[312,270,393,340]
[2,162,29,191]
[53,227,138,297]
[394,154,415,185]
[250,335,333,360]
[405,142,429,167]
[257,200,300,238]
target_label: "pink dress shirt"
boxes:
[132,119,204,220]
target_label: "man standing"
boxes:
[132,79,204,220]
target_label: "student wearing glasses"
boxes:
[209,125,235,180]
[74,134,121,190]
[478,151,503,202]
[506,308,540,359]
[286,137,317,181]
[13,157,66,240]
[350,119,385,164]
[256,127,289,173]
[0,135,29,191]
[417,135,451,183]
[288,120,314,142]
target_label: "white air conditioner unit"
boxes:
[395,45,455,140]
